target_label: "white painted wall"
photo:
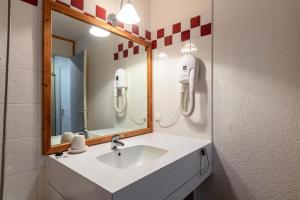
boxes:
[76,34,115,130]
[197,0,300,200]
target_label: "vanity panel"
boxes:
[113,143,211,200]
[48,158,112,200]
[166,144,213,200]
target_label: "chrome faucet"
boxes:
[111,134,125,150]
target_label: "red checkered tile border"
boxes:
[114,41,147,61]
[20,0,38,6]
[20,0,212,61]
[151,12,212,50]
[114,12,212,61]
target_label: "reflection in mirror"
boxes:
[51,11,148,146]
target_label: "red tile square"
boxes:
[181,30,190,41]
[114,53,119,60]
[190,15,201,28]
[21,0,38,6]
[133,46,139,55]
[145,30,151,41]
[123,50,128,58]
[151,40,157,49]
[157,28,164,39]
[201,23,212,36]
[71,0,83,10]
[132,24,139,35]
[117,21,124,29]
[96,5,106,20]
[172,23,181,34]
[118,43,123,52]
[128,41,134,48]
[164,35,172,46]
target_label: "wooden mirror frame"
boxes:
[43,0,153,155]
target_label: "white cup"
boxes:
[61,132,74,144]
[70,135,86,150]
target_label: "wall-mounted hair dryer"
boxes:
[179,54,200,117]
[114,68,128,113]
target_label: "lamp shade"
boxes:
[116,3,140,24]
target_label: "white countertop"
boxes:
[49,132,211,193]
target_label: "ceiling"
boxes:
[52,11,95,41]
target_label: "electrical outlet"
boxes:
[200,148,207,156]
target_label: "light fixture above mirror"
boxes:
[89,26,111,37]
[117,0,140,24]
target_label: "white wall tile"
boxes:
[36,103,42,137]
[5,137,37,176]
[0,31,7,67]
[201,11,212,25]
[190,0,212,17]
[57,0,70,6]
[154,103,212,141]
[0,104,3,140]
[7,69,37,104]
[191,36,212,104]
[84,0,96,16]
[48,184,65,200]
[4,170,38,200]
[11,0,42,39]
[37,167,48,200]
[0,67,5,104]
[9,33,37,70]
[191,27,200,40]
[152,34,212,140]
[6,104,38,139]
[36,71,42,104]
[37,0,44,10]
[37,39,42,72]
[0,0,8,31]
[36,136,46,168]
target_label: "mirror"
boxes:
[43,0,152,154]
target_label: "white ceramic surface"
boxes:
[97,145,168,169]
[49,133,211,193]
[70,135,86,150]
[61,132,74,143]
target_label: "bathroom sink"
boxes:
[96,145,168,169]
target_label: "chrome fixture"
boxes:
[111,134,125,150]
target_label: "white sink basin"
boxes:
[97,145,168,169]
